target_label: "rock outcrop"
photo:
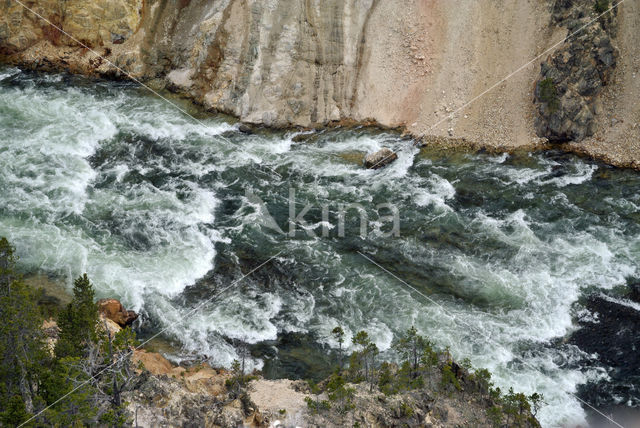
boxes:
[41,319,60,355]
[126,356,541,428]
[534,0,618,142]
[126,368,246,428]
[629,283,640,303]
[97,298,138,327]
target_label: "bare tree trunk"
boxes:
[17,361,34,413]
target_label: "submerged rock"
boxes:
[364,148,398,169]
[629,283,640,303]
[97,298,138,327]
[238,123,254,134]
[570,292,640,419]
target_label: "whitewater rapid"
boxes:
[1,68,639,427]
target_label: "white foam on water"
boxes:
[0,67,21,80]
[2,72,640,428]
[0,72,223,311]
[496,165,549,186]
[598,293,640,313]
[413,174,456,210]
[489,152,509,164]
[539,162,598,188]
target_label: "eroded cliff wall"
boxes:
[1,0,636,153]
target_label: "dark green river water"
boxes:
[1,67,639,427]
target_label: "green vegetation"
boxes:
[326,372,355,414]
[396,400,414,418]
[348,331,378,390]
[594,0,610,14]
[0,237,138,427]
[305,325,543,426]
[0,236,544,427]
[441,363,462,393]
[55,274,99,358]
[539,78,560,113]
[225,353,258,395]
[305,380,331,413]
[332,326,345,369]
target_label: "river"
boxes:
[1,67,639,427]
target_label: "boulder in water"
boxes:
[364,148,398,169]
[238,123,254,134]
[97,298,138,327]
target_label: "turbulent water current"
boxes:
[1,67,639,427]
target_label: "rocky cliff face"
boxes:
[154,0,375,127]
[126,352,541,428]
[1,0,637,159]
[0,0,554,140]
[1,0,376,127]
[533,0,618,142]
[0,0,142,52]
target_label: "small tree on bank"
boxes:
[331,326,345,369]
[55,274,99,359]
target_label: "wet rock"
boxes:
[364,148,398,169]
[97,298,138,327]
[629,283,640,303]
[292,132,316,143]
[570,293,640,414]
[238,123,254,134]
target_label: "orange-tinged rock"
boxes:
[133,349,173,375]
[97,298,138,327]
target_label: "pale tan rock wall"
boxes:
[0,0,613,151]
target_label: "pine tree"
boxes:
[331,326,345,369]
[393,326,433,379]
[45,275,136,426]
[55,274,99,359]
[1,395,30,427]
[0,238,49,422]
[350,331,378,390]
